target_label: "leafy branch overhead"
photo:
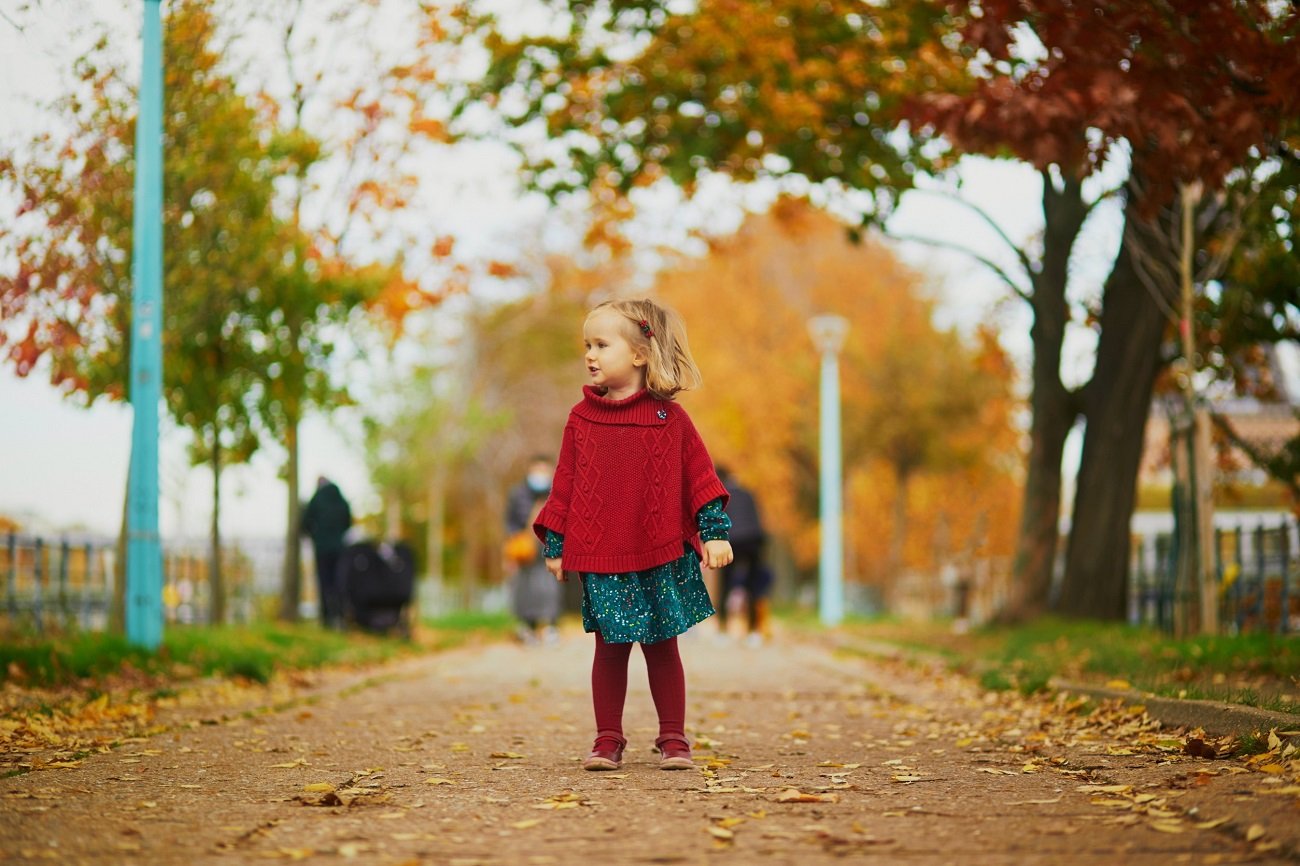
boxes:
[455,0,967,211]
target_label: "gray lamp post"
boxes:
[126,0,164,648]
[808,314,849,626]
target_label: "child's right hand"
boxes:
[545,557,566,582]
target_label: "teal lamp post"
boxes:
[808,315,849,627]
[126,0,164,649]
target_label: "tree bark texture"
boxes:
[1003,172,1088,621]
[280,419,302,621]
[1059,197,1175,619]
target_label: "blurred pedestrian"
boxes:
[716,465,770,646]
[302,476,353,629]
[505,455,561,644]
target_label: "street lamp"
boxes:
[126,0,164,649]
[808,314,849,627]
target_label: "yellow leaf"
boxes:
[1195,818,1231,829]
[1246,824,1266,842]
[425,778,455,786]
[271,759,308,769]
[1105,680,1132,690]
[490,752,525,759]
[1076,784,1132,794]
[511,819,543,829]
[775,788,839,803]
[302,783,334,793]
[1149,821,1184,834]
[1257,763,1286,775]
[707,827,734,840]
[716,818,746,829]
[892,774,924,783]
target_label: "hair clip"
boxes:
[639,319,655,338]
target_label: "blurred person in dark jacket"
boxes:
[302,476,353,629]
[715,466,771,646]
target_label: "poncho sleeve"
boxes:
[533,419,576,541]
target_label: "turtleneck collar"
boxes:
[574,385,671,426]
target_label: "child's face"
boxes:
[583,310,645,396]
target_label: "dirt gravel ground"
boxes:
[2,627,1298,865]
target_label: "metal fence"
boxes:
[1130,520,1300,634]
[0,532,511,634]
[1,532,265,633]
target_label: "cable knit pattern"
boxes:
[534,386,729,573]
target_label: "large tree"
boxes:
[914,0,1300,618]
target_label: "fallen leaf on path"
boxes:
[302,782,335,793]
[511,819,543,829]
[1007,796,1063,805]
[891,775,924,783]
[425,778,455,786]
[1246,825,1267,842]
[490,752,525,759]
[534,792,589,810]
[1257,785,1300,796]
[707,826,735,840]
[271,759,308,769]
[775,787,839,803]
[1076,784,1132,794]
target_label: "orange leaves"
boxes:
[659,198,1020,576]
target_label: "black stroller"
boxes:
[337,539,415,637]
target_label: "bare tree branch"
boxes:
[1209,409,1300,502]
[908,188,1037,278]
[886,231,1032,304]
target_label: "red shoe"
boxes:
[583,735,625,771]
[656,735,694,770]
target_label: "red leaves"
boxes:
[910,0,1300,205]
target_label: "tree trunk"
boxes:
[209,435,226,625]
[1059,205,1172,619]
[111,455,130,634]
[280,416,302,621]
[1002,171,1088,622]
[888,465,910,580]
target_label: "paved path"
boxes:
[2,630,1296,864]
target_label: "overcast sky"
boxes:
[0,1,1125,540]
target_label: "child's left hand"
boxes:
[702,539,733,570]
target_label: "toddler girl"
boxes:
[535,298,733,770]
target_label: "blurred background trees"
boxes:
[0,0,1295,630]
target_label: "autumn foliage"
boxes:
[657,199,1020,592]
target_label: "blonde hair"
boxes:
[586,298,702,399]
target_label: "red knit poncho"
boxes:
[533,386,729,573]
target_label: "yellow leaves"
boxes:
[1246,824,1267,842]
[1105,679,1132,690]
[775,787,839,804]
[489,752,525,760]
[424,778,455,786]
[890,774,924,783]
[533,792,589,810]
[271,758,308,769]
[303,782,335,793]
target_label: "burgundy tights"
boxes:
[591,632,686,750]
